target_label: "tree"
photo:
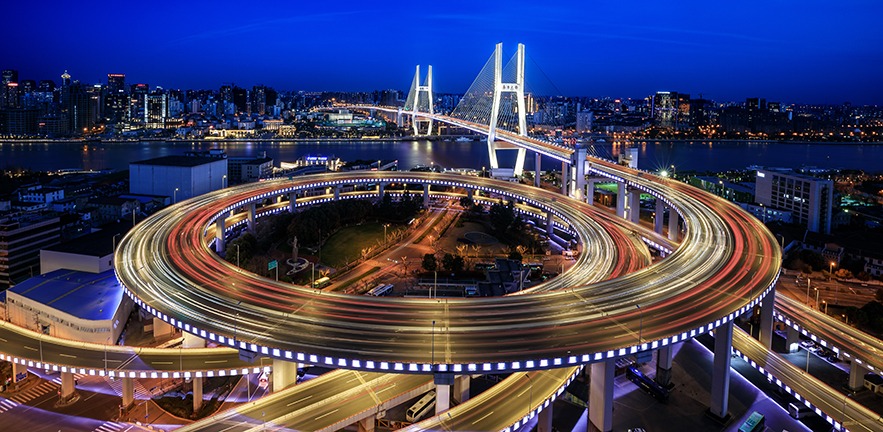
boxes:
[507,249,523,263]
[422,253,437,272]
[441,253,465,273]
[459,196,474,208]
[489,199,516,234]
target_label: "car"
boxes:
[827,354,840,363]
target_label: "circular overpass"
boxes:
[115,167,781,375]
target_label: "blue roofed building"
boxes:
[5,269,132,344]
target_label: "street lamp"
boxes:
[433,270,437,299]
[814,287,820,310]
[829,261,836,277]
[173,187,179,204]
[383,224,390,245]
[431,320,436,372]
[222,175,227,188]
[636,304,643,344]
[805,278,812,305]
[822,300,828,314]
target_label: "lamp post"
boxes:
[814,287,820,310]
[431,320,436,372]
[822,300,828,314]
[235,244,240,268]
[805,278,812,305]
[636,304,643,344]
[311,262,315,289]
[829,261,835,277]
[383,224,389,245]
[223,175,227,189]
[433,270,437,299]
[173,187,179,204]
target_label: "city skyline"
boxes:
[4,0,883,104]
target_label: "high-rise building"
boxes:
[0,214,62,290]
[755,169,834,234]
[251,85,267,115]
[129,83,149,124]
[232,86,248,114]
[145,91,167,126]
[107,73,126,93]
[2,69,19,108]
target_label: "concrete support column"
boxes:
[759,288,775,349]
[182,332,205,348]
[586,178,597,205]
[423,183,430,208]
[215,218,225,254]
[849,361,867,390]
[654,199,665,234]
[534,152,541,187]
[60,371,76,400]
[334,185,341,201]
[786,326,800,353]
[668,207,680,242]
[152,317,174,339]
[357,416,376,432]
[122,377,135,409]
[466,188,474,201]
[453,375,471,404]
[628,189,641,224]
[656,344,674,388]
[12,362,27,383]
[589,360,614,432]
[570,146,587,200]
[192,376,204,412]
[709,321,734,420]
[616,182,627,219]
[272,359,299,392]
[546,212,554,237]
[434,373,453,415]
[288,192,297,212]
[561,162,569,196]
[276,195,283,204]
[247,202,256,233]
[378,182,386,199]
[538,405,554,432]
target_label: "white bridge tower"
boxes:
[404,65,434,136]
[487,43,528,177]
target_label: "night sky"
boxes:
[4,0,882,104]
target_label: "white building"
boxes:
[755,169,834,234]
[40,222,130,274]
[129,155,227,202]
[5,269,132,344]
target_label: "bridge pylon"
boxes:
[404,65,434,136]
[487,43,528,177]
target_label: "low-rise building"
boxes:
[5,269,132,344]
[0,214,61,290]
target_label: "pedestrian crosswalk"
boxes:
[0,398,18,414]
[8,381,58,403]
[50,373,85,385]
[106,376,152,399]
[93,421,129,432]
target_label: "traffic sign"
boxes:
[268,260,277,270]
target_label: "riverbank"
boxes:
[0,135,482,144]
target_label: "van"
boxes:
[788,402,812,419]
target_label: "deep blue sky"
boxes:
[4,0,883,104]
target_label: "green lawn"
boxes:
[320,223,387,268]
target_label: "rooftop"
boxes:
[9,269,125,321]
[44,221,132,257]
[130,155,224,168]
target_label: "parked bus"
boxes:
[406,390,436,422]
[738,411,765,432]
[367,283,394,296]
[625,366,669,402]
[312,276,330,288]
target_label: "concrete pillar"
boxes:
[759,288,775,349]
[668,207,679,242]
[276,195,283,204]
[378,182,386,199]
[453,375,470,404]
[546,212,554,237]
[152,317,174,338]
[616,182,627,219]
[587,178,596,205]
[272,359,299,392]
[247,202,256,232]
[570,145,587,200]
[656,344,673,388]
[561,162,569,196]
[334,185,341,201]
[710,321,734,420]
[12,362,27,383]
[589,360,614,432]
[466,188,474,201]
[538,405,553,432]
[849,361,867,390]
[534,152,541,187]
[192,376,204,412]
[423,183,430,208]
[288,192,297,213]
[357,416,376,432]
[654,199,665,234]
[182,332,205,348]
[122,377,135,408]
[60,371,76,400]
[786,326,800,353]
[628,189,641,224]
[434,373,453,415]
[215,218,225,254]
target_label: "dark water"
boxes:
[1,139,881,173]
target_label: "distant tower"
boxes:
[487,43,528,177]
[61,70,71,88]
[404,65,433,136]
